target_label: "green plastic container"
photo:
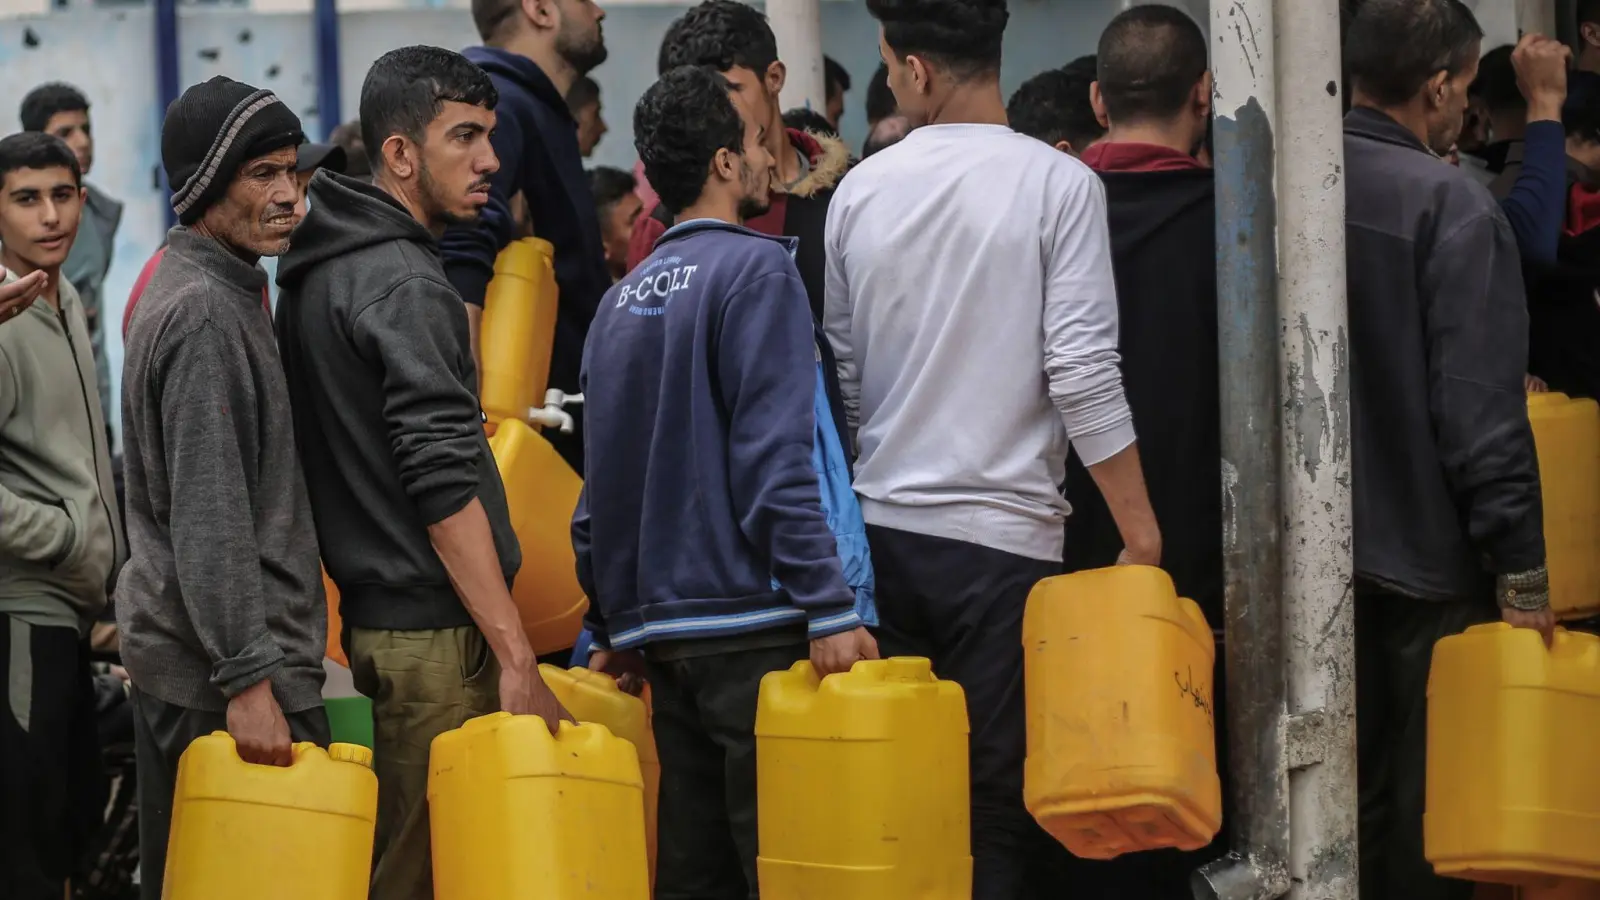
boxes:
[326,695,374,749]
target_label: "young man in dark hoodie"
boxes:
[625,0,852,323]
[1345,3,1550,897]
[579,64,877,900]
[119,76,326,900]
[275,47,572,900]
[442,0,611,474]
[1064,3,1222,648]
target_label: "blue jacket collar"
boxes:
[656,217,799,255]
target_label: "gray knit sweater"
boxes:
[117,227,325,714]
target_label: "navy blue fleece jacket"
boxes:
[439,46,611,473]
[571,221,861,650]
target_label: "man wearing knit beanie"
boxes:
[117,75,328,900]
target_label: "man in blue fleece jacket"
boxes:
[576,66,878,900]
[441,0,611,474]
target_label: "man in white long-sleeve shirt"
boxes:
[825,1,1162,896]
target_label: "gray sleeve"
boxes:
[349,276,485,525]
[158,324,283,697]
[1421,211,1545,574]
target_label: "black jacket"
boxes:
[1063,163,1222,625]
[440,47,611,475]
[1343,108,1544,601]
[276,171,521,630]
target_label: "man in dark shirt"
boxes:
[440,0,611,474]
[1344,3,1551,898]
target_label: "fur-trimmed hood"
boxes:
[787,129,852,199]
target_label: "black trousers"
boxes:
[866,524,1067,900]
[131,688,330,900]
[647,641,809,900]
[0,615,106,900]
[1356,584,1496,900]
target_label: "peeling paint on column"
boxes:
[1289,314,1329,481]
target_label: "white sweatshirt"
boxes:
[823,123,1134,563]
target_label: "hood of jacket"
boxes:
[462,45,573,122]
[788,129,851,199]
[278,170,438,287]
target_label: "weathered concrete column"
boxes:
[767,0,826,114]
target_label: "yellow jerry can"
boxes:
[1527,392,1600,619]
[1022,565,1221,859]
[489,418,587,654]
[162,733,377,900]
[480,237,558,428]
[756,657,972,899]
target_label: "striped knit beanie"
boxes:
[162,76,304,225]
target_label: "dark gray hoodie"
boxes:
[275,170,519,631]
[119,227,326,714]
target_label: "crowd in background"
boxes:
[0,0,1596,899]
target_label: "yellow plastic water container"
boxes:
[429,712,650,900]
[1527,392,1600,619]
[540,664,660,884]
[480,237,559,428]
[755,658,972,899]
[1022,565,1221,860]
[162,733,377,900]
[489,418,587,654]
[1426,623,1600,884]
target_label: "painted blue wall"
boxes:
[0,0,1128,445]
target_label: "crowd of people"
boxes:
[1,0,1595,898]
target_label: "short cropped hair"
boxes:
[1345,0,1483,107]
[20,83,89,133]
[866,0,1009,80]
[359,46,498,171]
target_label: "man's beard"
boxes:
[556,23,608,75]
[736,160,771,221]
[419,162,480,228]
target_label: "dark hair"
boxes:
[635,66,746,215]
[1345,0,1483,107]
[470,0,518,42]
[865,0,1009,80]
[20,83,89,133]
[359,46,498,171]
[660,0,779,76]
[1469,44,1521,112]
[866,63,897,123]
[1581,0,1600,28]
[0,132,82,189]
[329,119,372,178]
[783,107,838,137]
[588,165,637,214]
[1567,91,1600,144]
[1063,53,1096,78]
[567,75,601,112]
[1096,5,1207,123]
[1007,67,1103,149]
[825,55,851,98]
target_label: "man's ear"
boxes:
[1053,139,1077,157]
[1584,21,1600,50]
[381,134,416,180]
[766,59,787,98]
[1196,71,1214,120]
[907,54,933,97]
[520,0,556,31]
[1425,68,1450,111]
[711,146,737,185]
[1090,81,1110,129]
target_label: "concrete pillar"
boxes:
[766,0,826,114]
